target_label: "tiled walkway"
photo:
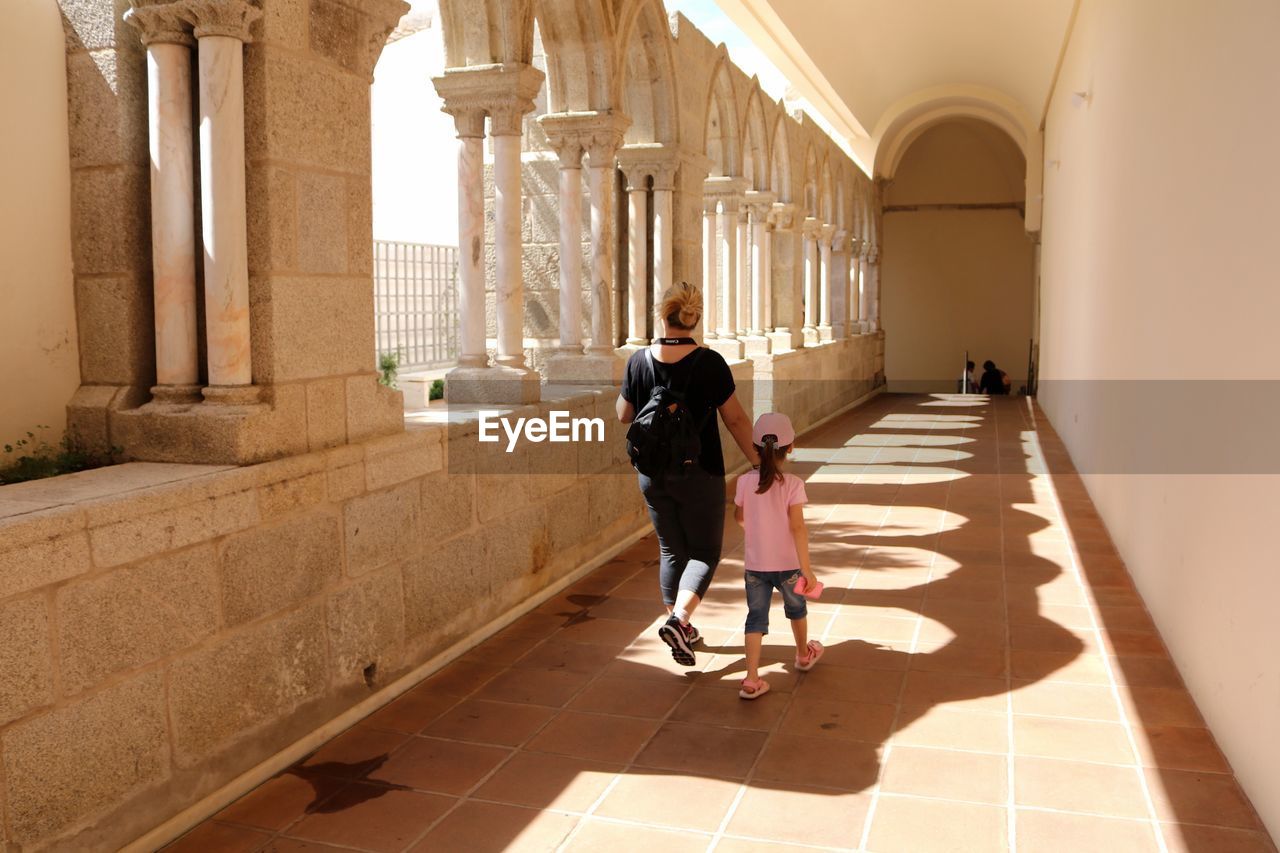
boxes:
[167,395,1276,853]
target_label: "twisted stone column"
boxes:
[125,0,200,403]
[186,0,261,403]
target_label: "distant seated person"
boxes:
[964,360,977,393]
[979,360,1012,395]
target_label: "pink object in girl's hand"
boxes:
[794,575,824,600]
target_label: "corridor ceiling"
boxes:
[714,0,1077,182]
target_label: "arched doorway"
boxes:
[880,117,1035,393]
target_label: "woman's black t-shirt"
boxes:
[621,346,736,476]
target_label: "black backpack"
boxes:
[625,348,711,479]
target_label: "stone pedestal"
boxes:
[446,365,541,405]
[767,330,796,353]
[545,353,625,386]
[742,335,771,357]
[708,338,744,361]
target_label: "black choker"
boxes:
[656,337,696,345]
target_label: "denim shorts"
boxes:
[744,569,808,635]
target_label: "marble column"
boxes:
[767,203,800,352]
[187,0,261,403]
[801,217,820,346]
[585,135,622,359]
[448,109,487,368]
[735,207,750,336]
[652,171,675,299]
[125,1,200,404]
[848,237,861,335]
[625,172,649,346]
[702,202,719,340]
[867,244,882,333]
[831,231,849,339]
[743,204,771,355]
[818,224,835,341]
[718,198,738,340]
[491,110,526,368]
[549,138,584,354]
[857,244,870,334]
[538,112,629,384]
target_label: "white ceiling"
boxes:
[715,0,1076,183]
[769,0,1074,133]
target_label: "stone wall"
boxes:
[0,342,878,851]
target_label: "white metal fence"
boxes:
[373,240,459,371]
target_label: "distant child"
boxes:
[733,413,824,700]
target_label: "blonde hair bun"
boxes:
[656,281,702,330]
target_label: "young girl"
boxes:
[733,412,824,699]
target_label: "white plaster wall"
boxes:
[370,2,458,247]
[1037,0,1280,838]
[0,0,79,445]
[881,119,1034,392]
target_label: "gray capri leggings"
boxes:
[637,467,726,605]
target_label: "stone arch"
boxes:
[741,83,768,190]
[703,53,740,176]
[769,110,792,201]
[533,0,615,112]
[614,0,678,143]
[802,144,818,217]
[835,167,847,230]
[438,0,535,67]
[819,155,834,223]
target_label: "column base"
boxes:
[146,384,204,407]
[766,330,797,353]
[802,327,820,347]
[445,365,541,404]
[708,337,744,360]
[818,324,834,342]
[741,334,771,357]
[544,352,625,385]
[202,384,266,407]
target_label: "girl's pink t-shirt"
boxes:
[734,470,808,572]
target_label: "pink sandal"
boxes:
[738,677,771,700]
[795,640,824,672]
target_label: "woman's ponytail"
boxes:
[755,435,787,494]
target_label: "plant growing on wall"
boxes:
[377,349,402,389]
[1,425,119,484]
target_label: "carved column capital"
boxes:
[801,216,821,238]
[124,0,194,46]
[539,111,630,170]
[443,106,486,139]
[744,190,776,219]
[183,0,261,41]
[616,143,681,191]
[432,63,544,137]
[768,202,798,231]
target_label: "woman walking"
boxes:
[617,282,759,666]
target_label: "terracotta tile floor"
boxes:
[169,396,1277,853]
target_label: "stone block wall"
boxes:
[0,386,648,851]
[0,335,879,850]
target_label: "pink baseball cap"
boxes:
[752,412,795,446]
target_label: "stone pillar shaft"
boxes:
[146,41,199,395]
[626,185,648,345]
[197,34,253,392]
[750,214,767,334]
[703,205,718,340]
[818,230,834,334]
[802,227,818,331]
[736,208,750,335]
[455,127,486,367]
[587,161,615,352]
[653,187,673,298]
[492,133,524,367]
[555,154,583,352]
[718,202,737,338]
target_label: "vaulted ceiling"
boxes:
[714,0,1077,191]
